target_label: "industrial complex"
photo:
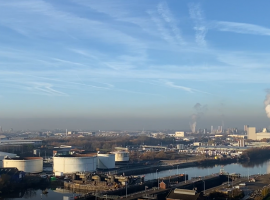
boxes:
[0,125,270,199]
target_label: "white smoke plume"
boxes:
[190,103,207,133]
[264,89,270,118]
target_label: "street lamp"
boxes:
[126,181,128,198]
[156,169,158,179]
[202,180,205,195]
[228,174,230,187]
[177,165,179,175]
[184,171,187,183]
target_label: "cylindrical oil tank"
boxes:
[111,151,129,162]
[3,157,43,173]
[97,153,115,169]
[53,155,97,174]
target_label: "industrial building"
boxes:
[53,154,97,174]
[176,144,185,150]
[175,131,185,138]
[0,139,42,146]
[238,139,245,147]
[197,146,248,152]
[247,127,270,140]
[141,145,167,151]
[166,188,201,200]
[97,153,115,169]
[3,157,43,173]
[228,134,246,139]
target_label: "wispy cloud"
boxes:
[189,3,207,46]
[165,81,194,93]
[216,52,270,69]
[51,58,88,67]
[164,81,214,95]
[148,10,176,45]
[214,21,270,36]
[157,2,185,45]
[1,0,270,101]
[26,82,68,96]
[0,0,146,56]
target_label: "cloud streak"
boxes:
[214,21,270,36]
[189,3,207,46]
[26,82,68,96]
[165,81,211,95]
[157,2,185,45]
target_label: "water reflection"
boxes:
[0,188,83,200]
[143,159,270,181]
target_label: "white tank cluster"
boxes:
[111,151,129,162]
[3,157,43,173]
[97,153,115,169]
[53,154,97,174]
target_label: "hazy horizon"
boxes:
[1,0,270,131]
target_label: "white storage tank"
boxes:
[3,157,43,173]
[0,151,17,167]
[111,151,129,162]
[97,153,115,169]
[53,154,97,174]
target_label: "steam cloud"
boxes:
[265,89,270,118]
[190,103,207,133]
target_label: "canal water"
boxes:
[143,160,270,181]
[1,188,84,200]
[2,159,270,199]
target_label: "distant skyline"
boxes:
[1,0,270,130]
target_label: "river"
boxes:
[143,160,270,181]
[2,159,270,199]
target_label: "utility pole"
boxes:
[126,181,127,198]
[202,180,205,195]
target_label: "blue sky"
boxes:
[0,0,270,130]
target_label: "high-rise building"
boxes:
[211,126,214,134]
[247,127,256,140]
[244,125,249,133]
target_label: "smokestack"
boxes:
[265,89,270,119]
[189,114,197,133]
[190,103,207,133]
